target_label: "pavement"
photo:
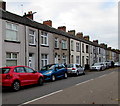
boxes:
[28,71,118,104]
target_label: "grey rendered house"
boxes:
[1,1,120,70]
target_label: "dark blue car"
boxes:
[39,64,68,81]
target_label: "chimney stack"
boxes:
[0,1,6,10]
[43,20,52,27]
[23,11,34,20]
[76,32,83,38]
[93,40,98,44]
[84,36,89,41]
[108,47,112,50]
[100,43,107,48]
[58,26,66,32]
[68,30,76,36]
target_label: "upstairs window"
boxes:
[82,43,84,53]
[41,31,48,46]
[71,40,74,51]
[6,22,18,41]
[29,29,36,45]
[55,38,59,48]
[62,40,67,49]
[86,45,89,53]
[76,42,80,52]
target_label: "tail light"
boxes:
[72,68,76,70]
[6,74,12,79]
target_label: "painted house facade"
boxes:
[0,2,120,70]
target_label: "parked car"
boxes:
[114,62,120,67]
[66,64,85,76]
[90,63,106,71]
[39,64,68,81]
[103,62,111,69]
[100,62,107,69]
[0,66,44,91]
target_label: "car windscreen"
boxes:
[67,64,73,68]
[93,63,101,66]
[0,68,10,74]
[41,65,55,71]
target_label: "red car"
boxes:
[0,66,44,91]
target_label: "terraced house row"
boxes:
[0,2,120,70]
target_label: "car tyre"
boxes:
[76,71,79,76]
[83,71,85,75]
[38,77,44,86]
[51,75,56,81]
[64,72,68,79]
[12,81,20,91]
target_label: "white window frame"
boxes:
[62,55,67,64]
[41,31,48,46]
[6,52,17,66]
[76,56,80,64]
[71,40,74,51]
[55,38,59,48]
[62,40,67,49]
[29,29,36,45]
[41,54,48,67]
[76,42,80,52]
[6,22,18,41]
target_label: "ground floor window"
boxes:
[6,52,17,66]
[82,56,84,67]
[62,55,67,64]
[76,56,80,64]
[41,54,48,67]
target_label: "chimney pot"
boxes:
[0,1,6,10]
[84,35,89,41]
[23,11,34,20]
[58,26,66,32]
[76,32,83,38]
[93,40,98,44]
[43,20,52,27]
[68,30,75,36]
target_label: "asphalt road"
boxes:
[2,67,119,105]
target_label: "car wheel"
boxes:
[76,71,79,76]
[64,72,68,79]
[12,81,20,91]
[83,71,85,75]
[38,77,44,86]
[51,75,56,81]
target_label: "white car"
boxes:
[67,64,85,76]
[114,62,120,67]
[91,63,106,71]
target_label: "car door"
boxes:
[14,67,28,86]
[76,64,81,73]
[54,65,63,78]
[24,67,38,84]
[80,65,84,73]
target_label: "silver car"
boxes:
[91,63,106,71]
[67,64,85,76]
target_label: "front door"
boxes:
[29,53,35,70]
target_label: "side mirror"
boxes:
[33,71,37,73]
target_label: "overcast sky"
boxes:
[4,0,118,49]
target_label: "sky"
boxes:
[4,0,118,49]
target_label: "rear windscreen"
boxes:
[0,68,10,74]
[67,64,73,68]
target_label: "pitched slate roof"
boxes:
[0,9,112,49]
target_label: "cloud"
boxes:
[5,0,118,49]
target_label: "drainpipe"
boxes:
[68,38,70,64]
[38,29,40,70]
[25,26,27,66]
